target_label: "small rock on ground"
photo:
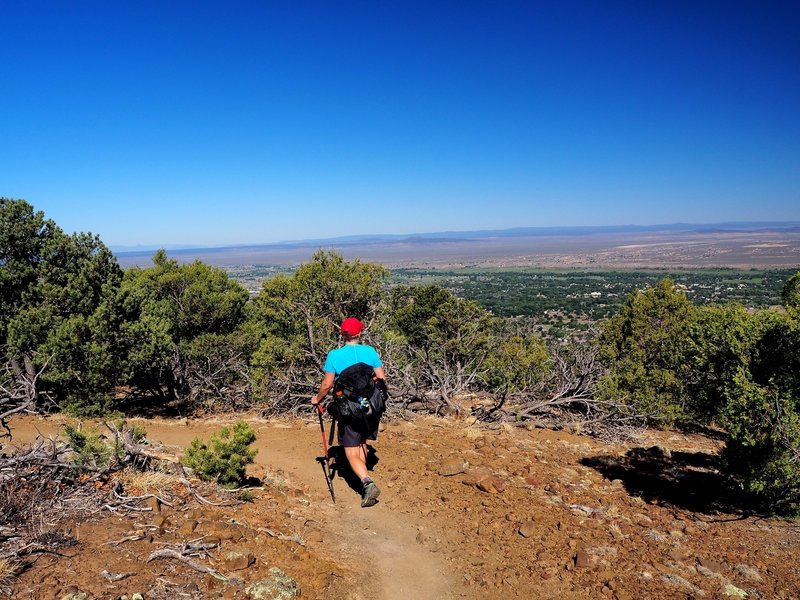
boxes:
[723,583,748,598]
[223,547,256,571]
[437,458,469,476]
[245,567,301,599]
[736,563,763,582]
[518,521,536,538]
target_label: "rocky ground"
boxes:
[4,414,800,599]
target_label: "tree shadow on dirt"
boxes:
[113,392,190,418]
[674,421,729,442]
[581,446,752,515]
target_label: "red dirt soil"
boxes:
[5,414,800,599]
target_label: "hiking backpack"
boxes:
[329,362,387,431]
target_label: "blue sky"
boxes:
[2,1,799,247]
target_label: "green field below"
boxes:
[226,265,798,333]
[390,267,798,324]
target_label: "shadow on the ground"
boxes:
[581,446,751,515]
[114,392,190,418]
[674,421,729,442]
[323,444,380,500]
[245,475,263,487]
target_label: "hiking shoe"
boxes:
[361,481,381,508]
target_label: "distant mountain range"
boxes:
[112,221,800,256]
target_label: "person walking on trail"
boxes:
[312,317,385,508]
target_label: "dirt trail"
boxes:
[7,415,800,599]
[254,421,457,600]
[8,416,462,600]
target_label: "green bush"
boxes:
[720,317,800,515]
[597,278,697,425]
[63,421,149,468]
[61,394,117,418]
[183,421,257,488]
[388,284,500,397]
[602,271,800,514]
[1,198,123,414]
[119,250,250,401]
[686,304,784,424]
[248,250,388,410]
[783,271,800,317]
[64,424,113,467]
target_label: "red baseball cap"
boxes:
[341,317,364,337]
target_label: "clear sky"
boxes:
[2,1,799,248]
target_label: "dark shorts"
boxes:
[338,421,379,447]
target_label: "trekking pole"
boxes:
[328,412,336,449]
[316,403,336,503]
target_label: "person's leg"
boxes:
[344,444,369,480]
[343,427,381,508]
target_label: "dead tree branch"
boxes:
[146,548,227,581]
[0,351,54,438]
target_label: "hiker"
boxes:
[312,317,386,507]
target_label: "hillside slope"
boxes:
[6,416,800,599]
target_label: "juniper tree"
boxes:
[0,198,122,415]
[118,250,251,408]
[248,250,388,411]
[596,278,697,425]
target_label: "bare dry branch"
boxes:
[257,527,305,546]
[146,548,227,581]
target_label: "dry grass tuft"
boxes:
[114,468,180,495]
[0,557,16,584]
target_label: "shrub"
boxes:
[183,421,257,488]
[597,278,697,425]
[686,304,784,424]
[389,284,499,400]
[128,422,148,443]
[119,251,250,403]
[63,424,113,467]
[720,317,800,515]
[61,394,119,418]
[782,270,800,316]
[248,250,388,411]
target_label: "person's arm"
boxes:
[368,346,385,380]
[312,372,335,406]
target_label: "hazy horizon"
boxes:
[109,219,800,254]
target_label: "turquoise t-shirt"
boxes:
[323,344,382,375]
